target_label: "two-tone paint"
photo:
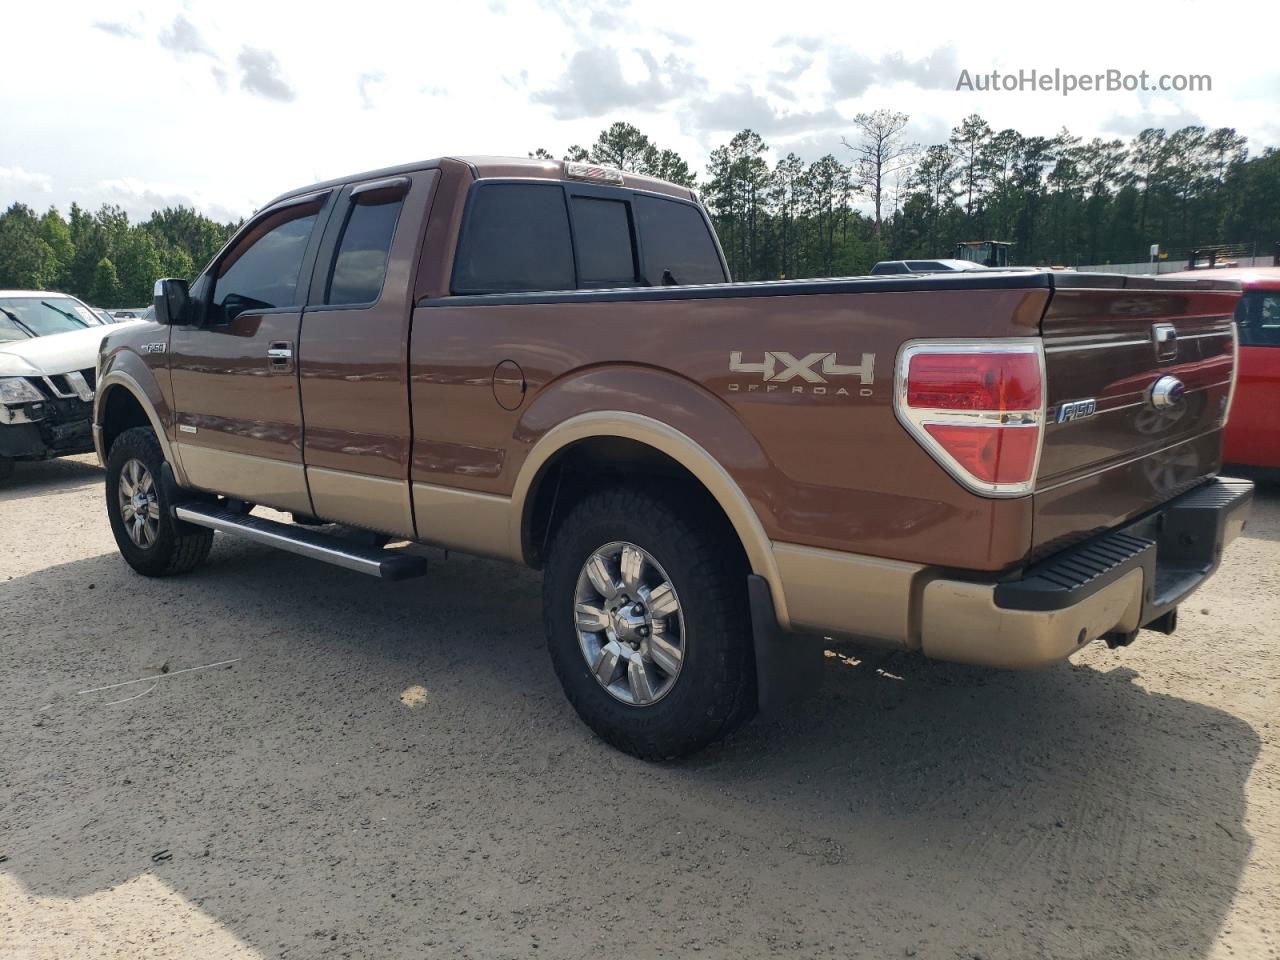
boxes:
[95,156,1244,661]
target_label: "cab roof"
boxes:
[1160,265,1280,289]
[263,155,696,212]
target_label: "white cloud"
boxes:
[92,20,138,39]
[0,0,1273,225]
[358,71,385,110]
[0,167,53,194]
[79,178,247,224]
[533,47,703,119]
[159,13,216,58]
[237,47,295,102]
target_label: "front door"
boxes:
[169,192,333,515]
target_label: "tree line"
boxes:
[536,116,1280,279]
[0,202,238,307]
[3,110,1277,307]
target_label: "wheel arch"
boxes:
[510,411,790,629]
[95,372,183,483]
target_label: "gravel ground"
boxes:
[1,454,1277,960]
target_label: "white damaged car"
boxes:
[0,290,142,480]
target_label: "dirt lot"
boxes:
[1,454,1277,960]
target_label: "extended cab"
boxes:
[95,157,1252,757]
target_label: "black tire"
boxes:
[0,457,13,482]
[542,485,756,759]
[105,427,213,577]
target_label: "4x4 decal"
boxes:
[727,351,875,396]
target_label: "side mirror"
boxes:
[153,278,190,326]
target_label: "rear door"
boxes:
[296,170,439,536]
[169,192,332,515]
[1033,277,1240,556]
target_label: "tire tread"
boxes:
[542,484,755,759]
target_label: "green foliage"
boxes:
[0,200,236,307]
[0,204,57,289]
[539,116,1280,278]
[114,230,164,306]
[90,256,121,305]
[4,115,1277,307]
[695,117,1280,276]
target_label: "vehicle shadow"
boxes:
[0,455,102,503]
[1,538,1259,959]
[1236,477,1280,544]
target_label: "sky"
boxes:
[2,0,1277,223]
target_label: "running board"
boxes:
[173,503,428,581]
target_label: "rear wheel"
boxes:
[542,485,755,759]
[106,427,213,576]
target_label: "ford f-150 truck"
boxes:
[95,156,1253,758]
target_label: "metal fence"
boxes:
[1072,255,1276,275]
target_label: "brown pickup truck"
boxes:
[95,156,1253,758]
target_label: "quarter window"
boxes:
[1236,291,1280,347]
[634,195,726,286]
[327,197,403,305]
[452,183,575,294]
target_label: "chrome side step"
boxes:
[174,503,427,581]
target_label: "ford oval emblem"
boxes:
[1149,375,1186,409]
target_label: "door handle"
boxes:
[267,341,294,373]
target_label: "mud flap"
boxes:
[748,574,825,715]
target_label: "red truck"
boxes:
[95,156,1252,757]
[1165,265,1280,470]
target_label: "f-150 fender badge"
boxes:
[727,351,876,397]
[140,342,167,355]
[1056,398,1097,423]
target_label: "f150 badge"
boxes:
[1057,398,1097,422]
[727,351,875,397]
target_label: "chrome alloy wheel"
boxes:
[573,541,686,706]
[117,457,160,548]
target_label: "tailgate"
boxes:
[1032,275,1240,559]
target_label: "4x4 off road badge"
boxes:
[727,351,875,397]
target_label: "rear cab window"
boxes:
[1236,290,1280,347]
[450,180,726,295]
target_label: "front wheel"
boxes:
[542,486,756,759]
[105,427,213,576]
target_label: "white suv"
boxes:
[0,290,141,480]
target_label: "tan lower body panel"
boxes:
[174,443,312,516]
[771,541,924,646]
[411,482,514,560]
[308,466,414,539]
[920,567,1145,669]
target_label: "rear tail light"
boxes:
[894,340,1045,497]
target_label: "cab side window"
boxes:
[452,183,575,294]
[1236,292,1280,347]
[327,194,404,305]
[634,195,727,286]
[213,204,320,320]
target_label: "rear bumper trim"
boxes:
[920,476,1253,669]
